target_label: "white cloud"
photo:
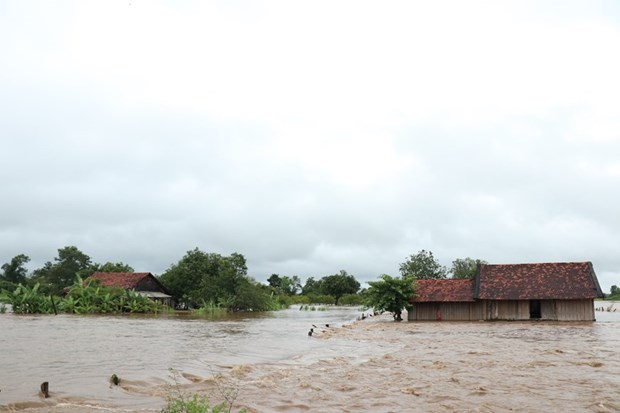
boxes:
[1,0,619,292]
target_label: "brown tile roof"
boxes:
[413,279,475,302]
[88,272,153,290]
[475,262,603,300]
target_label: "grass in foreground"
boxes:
[162,369,246,413]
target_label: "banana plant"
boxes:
[5,283,54,314]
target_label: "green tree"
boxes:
[33,246,92,294]
[159,248,269,311]
[280,275,301,295]
[365,274,415,321]
[301,276,322,295]
[450,257,487,279]
[267,274,301,296]
[319,270,360,304]
[610,285,620,299]
[267,274,281,290]
[79,261,135,278]
[1,254,30,284]
[289,276,302,295]
[399,250,447,279]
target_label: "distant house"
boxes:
[409,262,604,322]
[88,272,174,307]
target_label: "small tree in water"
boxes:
[365,274,415,321]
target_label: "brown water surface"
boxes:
[1,305,619,412]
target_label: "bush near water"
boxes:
[2,275,168,315]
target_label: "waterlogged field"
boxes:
[1,304,619,412]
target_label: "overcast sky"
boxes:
[1,1,619,291]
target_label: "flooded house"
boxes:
[88,272,174,307]
[409,262,604,321]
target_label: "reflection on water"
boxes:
[1,305,619,412]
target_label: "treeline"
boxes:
[0,247,134,296]
[158,249,363,310]
[2,246,501,315]
[0,246,365,313]
[265,270,362,306]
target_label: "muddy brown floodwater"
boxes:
[1,305,619,412]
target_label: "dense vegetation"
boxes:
[2,275,166,314]
[267,270,361,306]
[159,248,280,312]
[1,245,494,316]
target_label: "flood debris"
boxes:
[40,381,49,398]
[110,374,121,386]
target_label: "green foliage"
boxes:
[399,250,447,279]
[192,300,228,317]
[338,293,363,306]
[78,261,135,279]
[301,277,322,295]
[33,246,93,294]
[304,293,336,305]
[162,369,246,413]
[230,276,282,311]
[267,274,301,296]
[2,275,167,314]
[288,295,311,305]
[365,274,415,321]
[160,249,275,312]
[1,254,30,284]
[267,274,281,289]
[162,393,223,413]
[450,257,487,279]
[608,285,620,300]
[3,283,56,314]
[319,270,360,304]
[0,279,19,296]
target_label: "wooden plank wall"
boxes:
[553,299,595,321]
[409,299,595,321]
[484,300,530,320]
[408,303,437,321]
[409,302,484,321]
[440,302,473,320]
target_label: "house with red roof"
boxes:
[409,262,604,321]
[88,272,174,307]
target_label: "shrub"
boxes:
[338,293,363,306]
[162,369,246,413]
[161,393,224,413]
[305,294,335,305]
[192,300,228,317]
